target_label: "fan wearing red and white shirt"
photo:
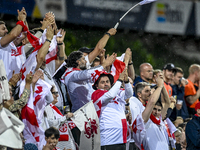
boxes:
[0,8,27,80]
[91,68,133,150]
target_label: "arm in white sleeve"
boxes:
[124,82,133,100]
[69,65,104,82]
[100,81,122,105]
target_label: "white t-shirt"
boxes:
[129,96,145,143]
[0,37,21,80]
[64,66,104,112]
[92,82,133,146]
[143,117,169,150]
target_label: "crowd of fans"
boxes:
[1,7,200,150]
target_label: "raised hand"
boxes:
[9,71,22,87]
[32,70,43,84]
[107,28,117,36]
[25,72,33,85]
[17,7,27,22]
[124,48,132,65]
[154,74,164,88]
[56,29,66,43]
[46,25,54,41]
[102,53,117,69]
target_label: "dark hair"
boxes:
[67,51,83,68]
[0,21,5,25]
[178,122,187,129]
[155,101,163,108]
[93,73,114,90]
[174,67,184,76]
[134,82,150,98]
[45,127,60,139]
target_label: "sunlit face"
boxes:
[174,72,183,85]
[96,76,111,91]
[152,105,162,118]
[141,65,153,81]
[77,55,87,70]
[0,24,8,37]
[45,134,59,149]
[138,86,151,102]
[164,69,173,80]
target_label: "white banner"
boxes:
[35,0,67,21]
[71,101,100,150]
[0,60,10,103]
[145,0,192,35]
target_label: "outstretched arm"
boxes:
[0,7,27,47]
[55,29,66,70]
[35,25,54,71]
[88,28,117,63]
[142,75,164,123]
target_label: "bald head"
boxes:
[139,63,153,82]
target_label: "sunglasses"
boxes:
[52,92,58,95]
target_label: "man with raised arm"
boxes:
[91,68,133,150]
[0,7,27,80]
[64,52,116,112]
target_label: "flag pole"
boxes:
[114,2,140,29]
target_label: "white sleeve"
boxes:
[124,82,134,100]
[67,65,104,82]
[100,81,122,105]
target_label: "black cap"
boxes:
[78,47,94,54]
[163,63,175,70]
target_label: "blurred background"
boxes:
[0,0,200,76]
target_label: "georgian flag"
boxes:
[16,45,26,65]
[71,101,100,150]
[131,114,146,150]
[139,0,156,5]
[20,31,42,80]
[111,54,126,83]
[48,103,77,150]
[20,79,51,150]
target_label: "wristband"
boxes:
[124,80,129,84]
[125,103,130,106]
[16,21,25,28]
[105,32,111,37]
[57,42,63,45]
[16,21,28,32]
[38,29,44,33]
[46,39,51,43]
[128,62,133,65]
[117,79,123,83]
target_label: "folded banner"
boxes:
[71,101,100,150]
[0,107,24,149]
[0,60,10,103]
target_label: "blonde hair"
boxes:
[189,64,200,74]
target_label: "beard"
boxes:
[80,66,87,70]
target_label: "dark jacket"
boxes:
[185,115,200,150]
